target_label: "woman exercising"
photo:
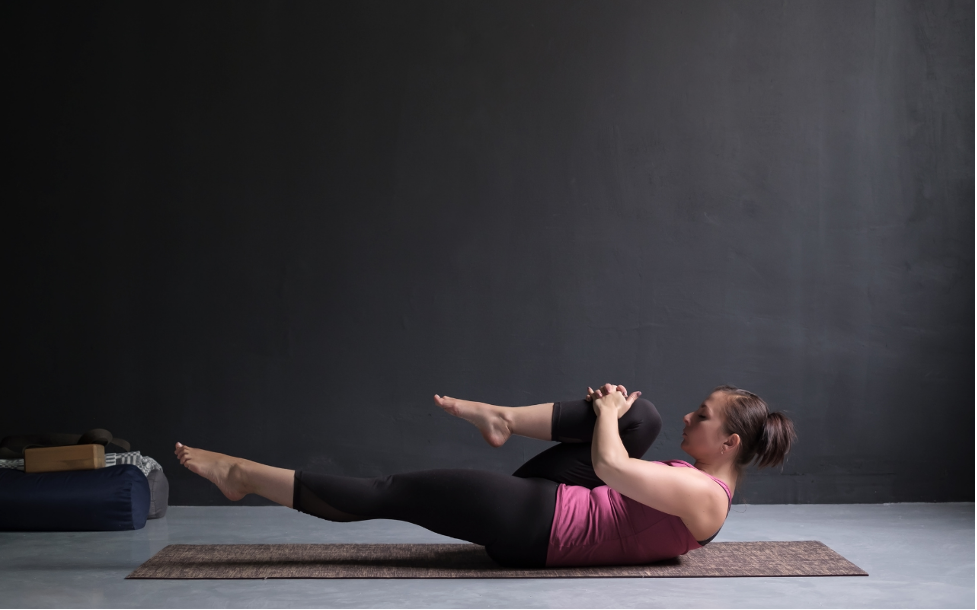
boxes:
[175,383,796,568]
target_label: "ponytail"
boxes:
[713,384,797,472]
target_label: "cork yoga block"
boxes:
[24,444,106,473]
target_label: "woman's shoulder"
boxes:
[653,459,694,468]
[653,460,732,501]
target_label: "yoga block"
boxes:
[25,444,106,473]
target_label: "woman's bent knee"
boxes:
[620,398,662,453]
[634,398,662,431]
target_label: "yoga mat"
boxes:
[126,541,868,579]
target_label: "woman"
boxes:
[174,383,796,568]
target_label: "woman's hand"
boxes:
[587,383,642,418]
[585,383,629,402]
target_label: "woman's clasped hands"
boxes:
[585,383,642,418]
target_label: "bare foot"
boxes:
[434,395,512,448]
[174,442,251,501]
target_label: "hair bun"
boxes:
[757,411,796,469]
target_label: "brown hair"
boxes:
[713,384,796,471]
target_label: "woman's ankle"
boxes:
[233,458,258,496]
[501,403,553,442]
[497,406,517,435]
[239,459,296,507]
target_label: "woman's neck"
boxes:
[692,458,738,493]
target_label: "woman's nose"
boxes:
[682,413,691,426]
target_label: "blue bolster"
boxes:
[0,464,150,531]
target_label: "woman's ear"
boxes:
[726,433,741,450]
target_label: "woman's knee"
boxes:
[621,397,663,448]
[639,397,663,429]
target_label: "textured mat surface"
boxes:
[126,541,868,579]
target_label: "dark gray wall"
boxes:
[5,0,973,505]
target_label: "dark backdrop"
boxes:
[4,0,973,505]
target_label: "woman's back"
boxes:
[545,460,732,568]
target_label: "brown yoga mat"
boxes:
[126,541,867,579]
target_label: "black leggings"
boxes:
[292,398,662,568]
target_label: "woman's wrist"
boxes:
[592,404,627,471]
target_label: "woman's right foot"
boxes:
[434,395,512,448]
[174,442,251,501]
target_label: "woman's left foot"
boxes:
[174,442,251,501]
[433,395,512,447]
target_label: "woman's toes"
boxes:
[175,445,196,468]
[434,395,459,416]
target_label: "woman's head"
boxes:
[681,384,796,471]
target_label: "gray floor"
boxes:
[0,503,972,609]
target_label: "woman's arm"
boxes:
[591,388,727,539]
[591,408,629,472]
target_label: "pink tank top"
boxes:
[544,459,733,567]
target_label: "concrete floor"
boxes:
[0,503,972,609]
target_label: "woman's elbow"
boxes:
[594,455,629,483]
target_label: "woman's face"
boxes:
[681,391,730,460]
